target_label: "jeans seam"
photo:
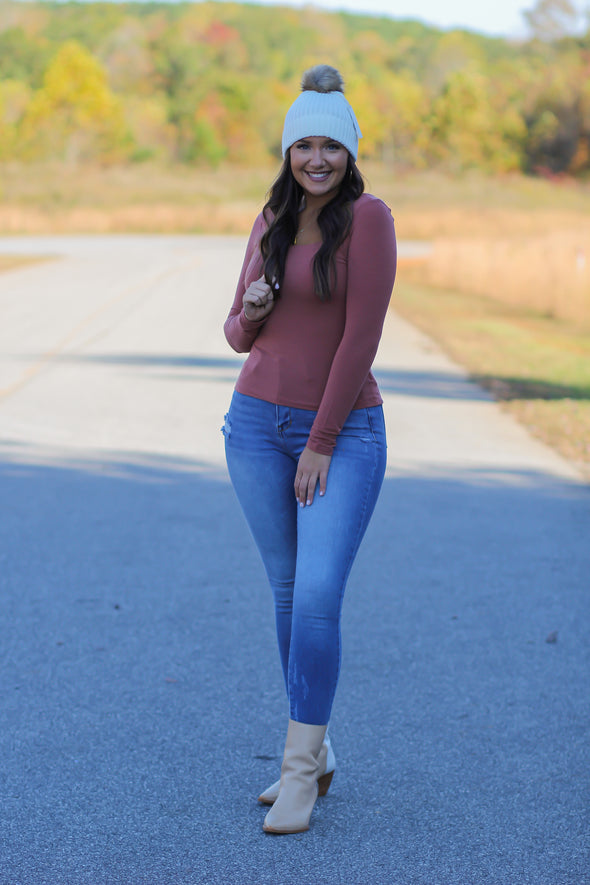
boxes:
[321,440,381,721]
[365,407,377,442]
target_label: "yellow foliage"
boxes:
[349,73,430,165]
[430,68,526,171]
[20,41,129,163]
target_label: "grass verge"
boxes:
[0,255,54,272]
[393,277,590,479]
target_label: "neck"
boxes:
[302,190,338,213]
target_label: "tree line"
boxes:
[0,0,589,175]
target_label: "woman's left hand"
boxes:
[294,447,332,507]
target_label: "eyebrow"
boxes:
[297,137,339,144]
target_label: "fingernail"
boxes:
[306,499,311,506]
[319,491,325,496]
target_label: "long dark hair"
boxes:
[259,153,364,302]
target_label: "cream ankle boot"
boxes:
[258,732,335,805]
[263,719,327,834]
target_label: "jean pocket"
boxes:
[339,409,376,443]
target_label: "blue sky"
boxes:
[232,0,554,38]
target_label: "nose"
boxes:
[308,147,325,167]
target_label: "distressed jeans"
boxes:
[223,391,387,725]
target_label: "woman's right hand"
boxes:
[243,275,275,322]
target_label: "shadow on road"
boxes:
[0,447,588,884]
[23,352,498,402]
[472,372,590,402]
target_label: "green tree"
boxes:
[122,94,176,162]
[347,72,430,167]
[0,27,50,86]
[523,0,582,40]
[429,68,526,172]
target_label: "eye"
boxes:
[325,142,342,151]
[295,142,311,150]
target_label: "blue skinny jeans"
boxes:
[223,391,387,726]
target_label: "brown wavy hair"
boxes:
[259,153,364,302]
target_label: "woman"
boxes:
[223,65,397,834]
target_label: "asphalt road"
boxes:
[0,235,588,885]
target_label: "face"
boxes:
[289,136,349,204]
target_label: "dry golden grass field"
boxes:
[1,161,588,476]
[404,231,590,325]
[2,161,590,236]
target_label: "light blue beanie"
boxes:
[282,65,363,160]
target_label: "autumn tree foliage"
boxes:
[19,41,129,162]
[0,0,589,174]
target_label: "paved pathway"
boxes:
[0,236,588,884]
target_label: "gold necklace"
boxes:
[294,214,317,244]
[294,223,308,244]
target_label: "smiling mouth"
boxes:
[306,170,331,180]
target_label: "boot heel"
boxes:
[317,770,334,797]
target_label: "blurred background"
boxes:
[0,0,589,473]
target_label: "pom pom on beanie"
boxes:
[301,65,344,93]
[282,64,362,160]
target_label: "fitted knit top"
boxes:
[224,193,397,455]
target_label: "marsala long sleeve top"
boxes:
[224,192,397,455]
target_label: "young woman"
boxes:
[223,65,397,834]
